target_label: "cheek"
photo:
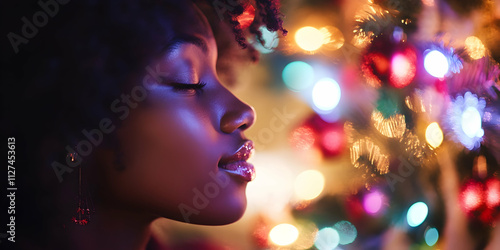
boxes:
[103,103,248,223]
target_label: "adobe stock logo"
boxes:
[7,0,70,54]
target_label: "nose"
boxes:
[220,95,256,134]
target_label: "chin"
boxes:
[167,184,249,225]
[186,193,248,225]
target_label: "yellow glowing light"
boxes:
[465,36,486,60]
[294,170,325,200]
[371,110,406,138]
[320,26,345,51]
[269,223,299,246]
[295,26,328,51]
[425,122,443,148]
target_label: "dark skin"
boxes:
[70,3,256,250]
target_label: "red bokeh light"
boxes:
[486,178,500,209]
[289,125,316,151]
[320,126,345,156]
[461,181,484,212]
[389,48,416,88]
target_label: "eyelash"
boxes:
[170,81,207,93]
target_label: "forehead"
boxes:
[163,2,213,42]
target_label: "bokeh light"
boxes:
[363,190,384,215]
[290,125,316,151]
[424,50,449,78]
[465,36,486,60]
[448,91,485,150]
[320,26,345,51]
[390,51,416,88]
[294,170,325,200]
[425,122,444,148]
[269,223,299,246]
[312,78,341,112]
[461,106,483,138]
[320,126,345,156]
[282,61,315,92]
[294,220,319,249]
[334,221,357,245]
[406,202,428,227]
[461,181,484,212]
[295,26,327,51]
[424,227,439,246]
[314,227,340,250]
[486,178,500,209]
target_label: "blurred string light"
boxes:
[312,78,342,113]
[448,91,485,150]
[295,26,343,52]
[363,190,385,215]
[464,36,486,60]
[406,202,429,227]
[425,122,444,148]
[460,178,500,216]
[424,227,439,246]
[389,49,417,88]
[314,227,340,250]
[460,180,485,214]
[294,170,325,200]
[282,61,315,92]
[250,25,279,54]
[334,221,357,245]
[486,178,500,209]
[424,50,449,78]
[371,110,406,138]
[320,126,345,156]
[295,26,326,51]
[269,223,299,246]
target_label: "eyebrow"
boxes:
[162,35,209,54]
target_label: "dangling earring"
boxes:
[68,152,95,225]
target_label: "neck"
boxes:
[69,203,157,250]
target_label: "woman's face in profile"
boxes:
[97,3,256,225]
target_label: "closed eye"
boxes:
[170,81,207,94]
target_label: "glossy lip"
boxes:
[218,141,255,182]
